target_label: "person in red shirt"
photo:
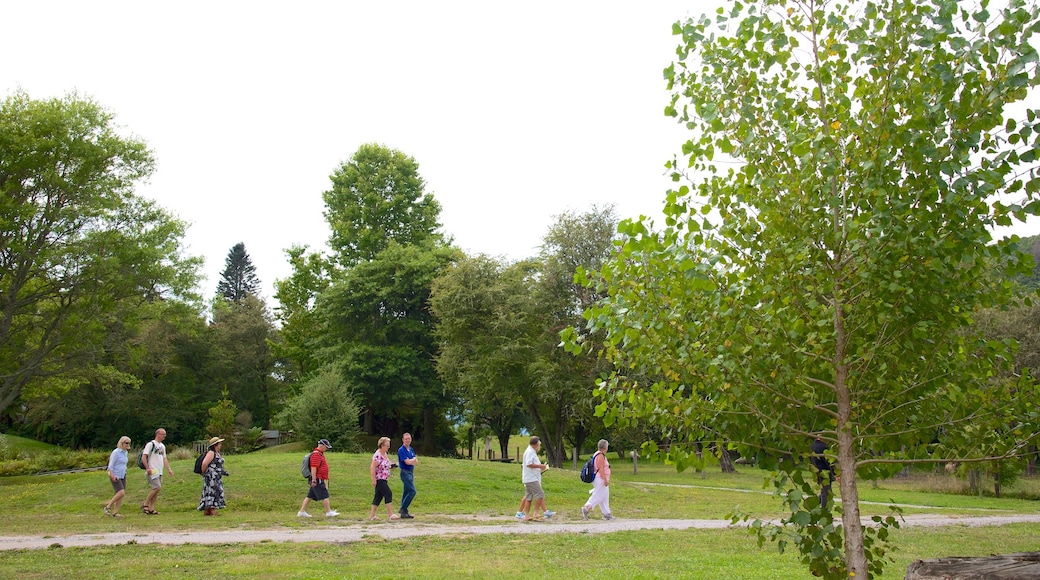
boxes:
[298,439,339,518]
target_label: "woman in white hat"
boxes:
[197,437,227,516]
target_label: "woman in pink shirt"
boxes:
[368,437,400,521]
[581,439,614,520]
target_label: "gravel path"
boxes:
[2,514,1039,551]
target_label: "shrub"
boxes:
[273,368,361,452]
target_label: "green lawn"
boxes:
[0,447,1037,578]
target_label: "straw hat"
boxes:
[207,436,225,448]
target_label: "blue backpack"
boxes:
[580,452,600,483]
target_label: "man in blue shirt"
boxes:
[398,432,418,518]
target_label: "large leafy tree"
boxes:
[0,92,201,418]
[272,245,331,386]
[276,144,456,452]
[431,255,538,458]
[216,242,261,302]
[533,206,618,466]
[323,143,444,267]
[209,294,281,428]
[573,1,1040,577]
[315,242,459,451]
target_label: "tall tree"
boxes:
[315,242,459,452]
[216,242,261,302]
[272,245,332,386]
[0,91,201,418]
[323,143,444,267]
[209,294,281,428]
[573,1,1040,577]
[431,255,538,458]
[532,206,618,466]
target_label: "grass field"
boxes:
[0,444,1037,578]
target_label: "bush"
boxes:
[0,447,110,476]
[273,368,361,452]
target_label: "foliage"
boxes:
[323,143,444,267]
[434,207,619,466]
[0,446,110,476]
[734,461,901,580]
[431,255,538,457]
[272,245,331,386]
[272,368,362,451]
[209,294,282,428]
[0,91,201,419]
[569,0,1040,577]
[205,390,238,444]
[19,298,216,448]
[216,242,261,302]
[315,242,459,446]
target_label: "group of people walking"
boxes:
[515,436,613,522]
[298,433,419,520]
[104,430,613,522]
[103,428,223,518]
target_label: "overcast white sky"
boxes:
[4,1,1036,303]
[3,1,724,301]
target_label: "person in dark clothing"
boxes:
[810,436,835,508]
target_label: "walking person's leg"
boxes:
[400,470,416,515]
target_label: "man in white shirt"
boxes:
[141,428,174,515]
[519,436,555,521]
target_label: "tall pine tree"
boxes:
[217,242,261,302]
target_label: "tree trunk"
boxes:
[717,444,736,473]
[1027,445,1037,476]
[834,299,868,577]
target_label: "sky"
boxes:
[4,2,1037,304]
[2,1,723,301]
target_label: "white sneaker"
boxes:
[325,510,339,517]
[581,506,590,520]
[543,510,556,518]
[297,511,311,518]
[515,511,524,519]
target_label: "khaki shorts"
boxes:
[147,475,162,490]
[524,481,544,501]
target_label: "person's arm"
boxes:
[201,450,215,473]
[163,451,174,476]
[594,453,607,485]
[310,453,318,485]
[370,458,378,485]
[107,450,118,481]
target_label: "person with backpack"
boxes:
[141,428,174,515]
[197,437,227,516]
[581,439,613,520]
[298,439,338,518]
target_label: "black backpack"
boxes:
[137,441,151,470]
[580,452,600,483]
[194,451,208,475]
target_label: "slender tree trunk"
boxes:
[1026,445,1037,476]
[834,301,868,577]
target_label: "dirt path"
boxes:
[2,514,1039,551]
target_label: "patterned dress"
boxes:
[197,453,226,510]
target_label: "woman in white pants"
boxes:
[581,439,613,520]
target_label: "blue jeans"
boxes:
[400,470,416,513]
